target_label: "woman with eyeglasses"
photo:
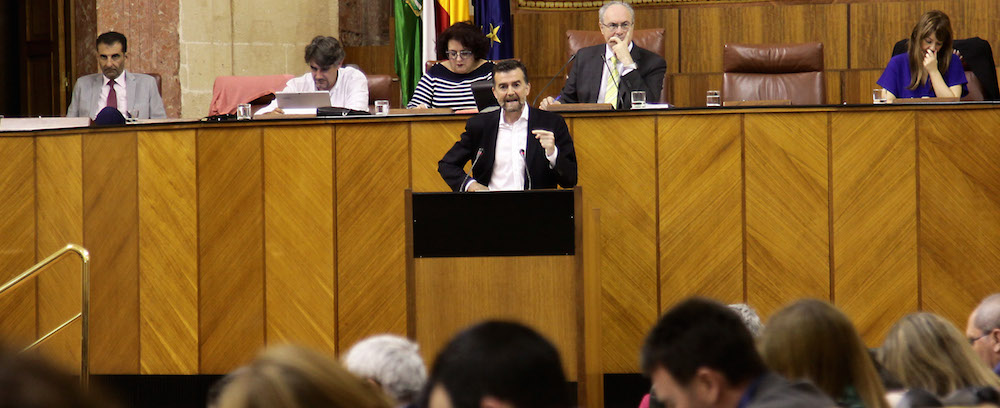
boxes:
[407,22,494,110]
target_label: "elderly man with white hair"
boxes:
[343,334,427,407]
[967,293,1000,376]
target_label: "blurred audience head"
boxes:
[422,320,570,408]
[343,334,426,405]
[967,293,1000,371]
[880,312,1000,397]
[727,303,763,338]
[0,347,111,408]
[641,297,766,408]
[760,299,889,408]
[216,344,393,408]
[435,21,489,72]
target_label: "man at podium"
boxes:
[438,60,577,192]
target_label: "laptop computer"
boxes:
[275,91,331,114]
[471,79,500,113]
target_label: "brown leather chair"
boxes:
[722,42,825,105]
[564,29,669,102]
[366,74,394,105]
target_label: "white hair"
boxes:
[973,293,1000,332]
[729,303,764,338]
[599,1,635,24]
[342,334,427,404]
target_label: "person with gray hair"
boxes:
[342,334,427,406]
[966,293,1000,375]
[729,303,764,338]
[256,35,369,115]
[539,0,666,111]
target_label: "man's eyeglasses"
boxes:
[601,21,632,31]
[446,50,474,60]
[969,333,989,345]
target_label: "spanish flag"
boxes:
[437,0,470,27]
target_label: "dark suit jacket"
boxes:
[438,107,577,192]
[557,43,667,110]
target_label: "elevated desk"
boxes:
[0,103,998,376]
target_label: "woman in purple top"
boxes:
[877,10,967,103]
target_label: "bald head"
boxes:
[967,294,1000,370]
[973,294,1000,331]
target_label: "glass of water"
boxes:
[872,88,887,104]
[374,100,390,116]
[631,91,646,108]
[706,90,721,107]
[236,103,252,120]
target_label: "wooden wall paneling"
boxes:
[745,113,830,318]
[573,116,657,373]
[669,73,722,108]
[825,72,842,106]
[137,129,198,374]
[35,135,83,371]
[413,256,578,379]
[263,125,337,353]
[831,111,917,346]
[679,4,848,73]
[82,131,139,373]
[919,108,1000,329]
[659,114,743,309]
[842,70,885,105]
[850,0,1000,70]
[198,127,265,374]
[336,123,410,350]
[410,119,468,192]
[0,137,37,348]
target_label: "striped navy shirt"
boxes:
[407,61,494,110]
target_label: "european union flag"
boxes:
[474,0,513,60]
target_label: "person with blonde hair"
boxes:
[760,299,890,408]
[880,312,1000,397]
[216,344,394,408]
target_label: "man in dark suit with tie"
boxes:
[67,31,166,119]
[438,59,577,192]
[540,1,667,110]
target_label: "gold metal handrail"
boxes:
[0,243,90,389]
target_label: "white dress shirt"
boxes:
[488,107,530,191]
[596,42,636,104]
[256,66,369,114]
[97,70,129,117]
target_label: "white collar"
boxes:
[498,104,529,127]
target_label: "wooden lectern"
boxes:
[405,187,602,406]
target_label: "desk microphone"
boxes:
[462,147,484,192]
[519,149,532,190]
[532,53,577,107]
[601,54,625,109]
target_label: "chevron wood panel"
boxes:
[669,74,723,108]
[413,256,578,380]
[850,0,1000,70]
[745,113,830,318]
[35,135,84,371]
[336,123,410,350]
[138,130,198,374]
[411,119,468,192]
[659,114,744,309]
[263,125,336,353]
[0,137,37,348]
[831,111,917,346]
[919,109,1000,329]
[83,131,139,373]
[679,4,848,73]
[573,116,657,373]
[198,128,264,373]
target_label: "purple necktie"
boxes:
[106,80,117,109]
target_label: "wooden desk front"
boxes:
[1,104,998,375]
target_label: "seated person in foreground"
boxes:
[877,10,967,102]
[342,334,427,407]
[256,35,369,114]
[642,297,835,408]
[420,320,571,408]
[539,1,666,110]
[67,31,166,119]
[438,60,577,192]
[407,22,494,111]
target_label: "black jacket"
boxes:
[557,43,667,109]
[438,107,577,192]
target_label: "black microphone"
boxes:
[461,147,484,192]
[519,149,532,190]
[600,53,625,109]
[532,53,577,107]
